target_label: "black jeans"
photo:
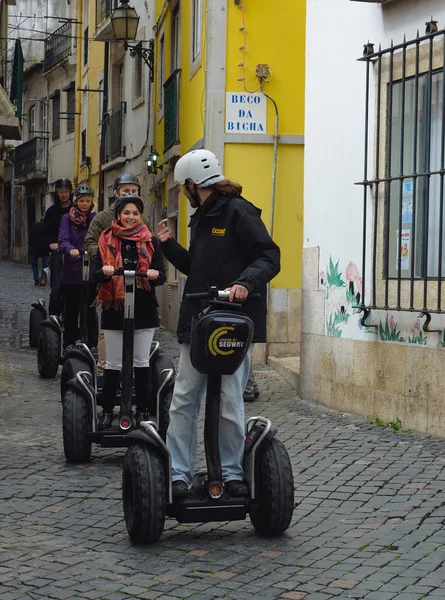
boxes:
[61,282,98,347]
[49,251,63,316]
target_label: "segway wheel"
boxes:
[249,438,294,536]
[60,357,92,401]
[122,444,166,544]
[29,308,45,348]
[62,388,92,463]
[37,327,61,378]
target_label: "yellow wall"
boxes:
[224,144,303,289]
[74,1,104,191]
[153,0,207,246]
[226,1,305,136]
[153,0,306,289]
[224,0,305,289]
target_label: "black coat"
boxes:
[42,202,72,244]
[160,192,280,343]
[95,236,166,330]
[29,221,52,256]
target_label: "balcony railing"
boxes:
[44,22,73,73]
[103,102,126,162]
[96,0,118,28]
[164,69,181,151]
[14,137,48,179]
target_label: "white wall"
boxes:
[304,0,445,341]
[8,0,67,65]
[305,0,445,267]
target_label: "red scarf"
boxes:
[96,220,154,310]
[69,205,92,227]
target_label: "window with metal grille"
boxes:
[52,94,60,140]
[359,28,445,317]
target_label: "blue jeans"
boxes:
[30,250,48,283]
[166,343,252,484]
[49,251,63,316]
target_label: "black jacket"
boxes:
[29,221,52,256]
[160,192,280,343]
[43,201,72,244]
[95,236,166,330]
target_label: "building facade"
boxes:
[303,0,445,435]
[90,0,155,210]
[150,0,305,357]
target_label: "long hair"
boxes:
[212,179,243,196]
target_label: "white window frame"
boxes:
[41,101,48,135]
[132,41,145,108]
[29,105,36,138]
[190,0,203,78]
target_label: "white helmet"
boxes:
[174,149,225,187]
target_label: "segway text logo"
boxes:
[208,326,245,356]
[211,227,226,236]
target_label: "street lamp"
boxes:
[110,0,139,41]
[146,146,160,175]
[110,0,155,82]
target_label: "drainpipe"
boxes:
[262,92,279,237]
[73,0,83,186]
[262,92,279,363]
[98,42,109,211]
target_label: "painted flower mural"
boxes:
[324,258,362,337]
[408,318,427,345]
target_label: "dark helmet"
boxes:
[55,178,73,191]
[114,194,144,218]
[113,173,140,193]
[74,184,94,200]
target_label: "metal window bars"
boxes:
[357,25,445,327]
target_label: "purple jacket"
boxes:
[58,212,97,283]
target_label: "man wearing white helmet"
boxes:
[158,149,280,499]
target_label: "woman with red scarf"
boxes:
[58,184,97,353]
[95,194,166,429]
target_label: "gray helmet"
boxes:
[113,173,140,193]
[55,178,73,191]
[114,194,144,218]
[74,184,94,200]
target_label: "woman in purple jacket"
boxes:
[58,184,97,352]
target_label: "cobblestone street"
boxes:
[3,260,445,599]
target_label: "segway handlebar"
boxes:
[112,268,150,278]
[186,288,261,301]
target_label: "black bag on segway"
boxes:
[190,311,254,375]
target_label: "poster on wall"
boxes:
[396,229,411,270]
[225,92,267,134]
[402,180,413,223]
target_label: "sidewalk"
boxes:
[2,259,445,599]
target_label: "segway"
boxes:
[29,299,47,348]
[62,268,175,463]
[122,287,295,544]
[60,251,98,400]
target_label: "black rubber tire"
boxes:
[249,438,295,536]
[62,388,92,463]
[60,357,92,401]
[37,327,61,378]
[29,308,45,348]
[122,444,166,544]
